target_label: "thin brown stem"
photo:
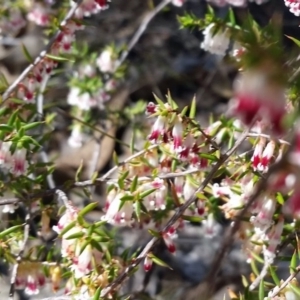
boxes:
[100,127,250,297]
[1,1,83,103]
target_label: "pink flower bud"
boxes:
[257,140,276,172]
[144,256,153,272]
[162,233,176,254]
[251,138,266,171]
[148,116,166,143]
[172,118,183,151]
[146,102,157,115]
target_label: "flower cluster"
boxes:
[147,102,209,167]
[13,0,108,105]
[66,48,118,148]
[27,2,52,27]
[200,24,230,57]
[0,8,26,36]
[207,0,269,6]
[72,0,109,18]
[0,142,28,176]
[284,0,300,16]
[229,68,287,135]
[15,262,46,296]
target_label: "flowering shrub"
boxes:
[1,0,300,299]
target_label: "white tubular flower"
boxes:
[72,244,93,278]
[174,176,185,198]
[226,0,247,6]
[172,0,185,6]
[263,217,284,264]
[172,117,184,152]
[96,49,116,73]
[0,141,12,170]
[52,205,78,234]
[61,226,82,258]
[202,213,221,238]
[183,178,198,202]
[12,149,28,176]
[201,24,230,57]
[102,192,133,226]
[212,183,231,198]
[68,126,84,148]
[3,204,17,214]
[148,116,167,143]
[257,140,276,173]
[250,197,276,234]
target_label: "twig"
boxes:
[249,262,271,291]
[55,189,71,209]
[100,128,250,297]
[37,74,56,189]
[247,132,291,145]
[100,144,158,180]
[1,0,83,103]
[203,145,291,298]
[268,265,300,298]
[55,108,134,150]
[8,211,31,299]
[113,0,172,72]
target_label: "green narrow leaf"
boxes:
[120,194,134,201]
[290,250,298,274]
[130,130,135,154]
[276,193,285,205]
[113,151,119,165]
[180,106,188,116]
[0,124,13,132]
[78,202,98,217]
[65,231,85,240]
[118,170,129,190]
[182,215,202,222]
[250,259,259,276]
[241,275,248,288]
[75,160,84,182]
[148,253,173,270]
[171,159,177,172]
[167,90,178,109]
[59,220,77,236]
[269,266,280,286]
[139,188,156,199]
[148,229,160,238]
[289,283,300,297]
[258,279,264,300]
[135,201,141,222]
[250,251,264,264]
[189,96,196,118]
[93,287,101,300]
[46,54,74,62]
[22,122,42,131]
[0,225,23,238]
[153,93,165,107]
[130,176,138,193]
[7,109,19,127]
[228,8,236,26]
[285,35,300,48]
[22,43,33,63]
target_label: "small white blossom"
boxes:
[201,24,230,57]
